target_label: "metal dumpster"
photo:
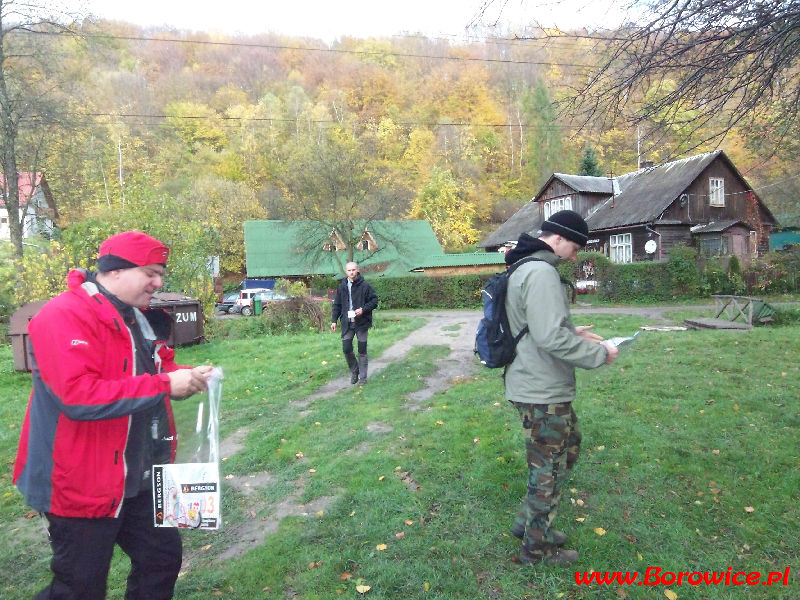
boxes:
[9,300,48,372]
[149,292,205,346]
[8,293,203,373]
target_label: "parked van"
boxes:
[234,288,270,315]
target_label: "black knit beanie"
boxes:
[540,210,589,247]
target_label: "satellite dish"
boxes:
[645,240,657,254]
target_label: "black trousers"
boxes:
[34,491,182,600]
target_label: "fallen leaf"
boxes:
[355,584,371,594]
[575,517,586,522]
[435,420,444,426]
[308,561,322,569]
[576,499,585,507]
[378,475,385,481]
[340,572,352,580]
[424,582,430,591]
[316,510,324,516]
[637,552,643,561]
[664,590,678,600]
[596,445,605,451]
[395,531,405,538]
[376,543,387,551]
[404,519,414,525]
[744,506,755,513]
[308,469,316,474]
[321,360,327,365]
[295,451,304,459]
[594,527,607,536]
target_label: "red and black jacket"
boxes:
[13,270,183,518]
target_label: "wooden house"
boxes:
[0,172,57,240]
[480,151,778,266]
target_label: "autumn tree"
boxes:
[17,177,218,311]
[0,1,82,256]
[521,80,564,188]
[409,167,479,251]
[279,126,406,273]
[186,177,268,276]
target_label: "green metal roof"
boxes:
[770,230,800,250]
[244,220,445,278]
[411,252,507,269]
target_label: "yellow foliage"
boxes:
[14,241,76,305]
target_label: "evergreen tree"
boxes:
[579,147,603,176]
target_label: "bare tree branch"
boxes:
[559,0,800,157]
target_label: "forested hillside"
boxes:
[8,17,800,277]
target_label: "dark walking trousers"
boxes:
[34,491,182,600]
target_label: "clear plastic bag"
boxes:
[153,367,223,529]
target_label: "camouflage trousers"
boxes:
[511,401,581,559]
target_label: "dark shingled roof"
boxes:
[586,151,722,230]
[479,199,544,248]
[552,173,616,194]
[690,219,746,234]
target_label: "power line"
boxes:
[36,29,598,70]
[33,110,589,131]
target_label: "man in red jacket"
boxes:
[13,231,214,600]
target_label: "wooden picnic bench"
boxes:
[684,295,774,330]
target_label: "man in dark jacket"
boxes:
[14,231,214,600]
[331,261,379,385]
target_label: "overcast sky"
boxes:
[54,0,626,41]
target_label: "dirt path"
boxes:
[208,303,705,564]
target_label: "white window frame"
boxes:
[544,196,572,220]
[709,178,725,207]
[610,233,633,263]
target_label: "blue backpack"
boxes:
[474,256,540,368]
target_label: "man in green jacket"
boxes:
[504,210,618,566]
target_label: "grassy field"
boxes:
[0,308,798,599]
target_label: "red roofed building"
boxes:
[0,172,57,240]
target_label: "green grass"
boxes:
[1,311,798,599]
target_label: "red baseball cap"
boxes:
[98,231,170,268]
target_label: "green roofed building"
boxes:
[770,213,800,251]
[243,220,446,278]
[409,251,507,275]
